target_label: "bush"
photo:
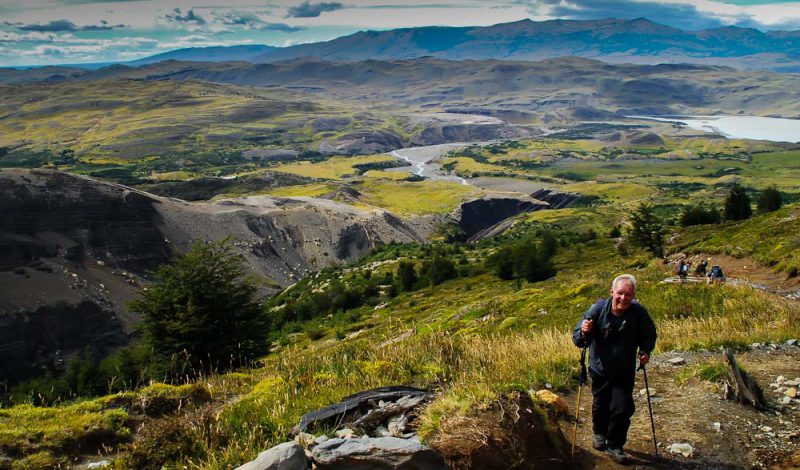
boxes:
[130,240,269,378]
[127,414,205,470]
[724,183,752,221]
[679,203,721,227]
[757,186,782,213]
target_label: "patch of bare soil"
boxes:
[430,392,578,469]
[560,344,800,469]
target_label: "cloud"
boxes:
[531,0,735,30]
[13,19,123,32]
[215,11,304,32]
[286,1,344,18]
[166,8,207,25]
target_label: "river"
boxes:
[388,143,474,185]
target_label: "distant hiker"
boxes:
[708,265,725,284]
[572,274,658,464]
[695,258,709,276]
[676,257,689,280]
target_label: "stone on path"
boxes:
[312,437,448,470]
[667,442,694,458]
[236,442,308,470]
[668,357,687,366]
[786,387,798,398]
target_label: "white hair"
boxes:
[612,274,637,291]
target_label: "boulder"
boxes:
[667,442,694,458]
[236,442,309,470]
[312,437,448,470]
[534,390,569,416]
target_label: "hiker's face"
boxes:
[610,281,635,312]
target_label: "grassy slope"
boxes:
[4,202,797,468]
[0,80,400,159]
[3,130,800,467]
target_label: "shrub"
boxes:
[127,414,205,470]
[679,203,721,226]
[130,240,269,378]
[724,183,752,221]
[757,186,782,213]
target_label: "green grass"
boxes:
[676,205,800,276]
[355,179,480,215]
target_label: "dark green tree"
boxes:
[397,261,418,291]
[679,203,721,227]
[724,183,752,221]
[757,186,782,213]
[487,246,515,280]
[130,240,268,377]
[420,253,458,286]
[629,202,665,257]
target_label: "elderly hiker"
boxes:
[572,274,658,463]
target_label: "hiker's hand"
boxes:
[639,353,650,366]
[581,319,593,334]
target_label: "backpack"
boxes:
[680,263,689,274]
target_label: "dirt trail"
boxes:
[559,345,800,469]
[668,253,800,299]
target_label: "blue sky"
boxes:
[1,0,799,67]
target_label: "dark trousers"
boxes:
[590,370,636,449]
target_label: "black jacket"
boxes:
[572,298,657,378]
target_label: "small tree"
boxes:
[396,260,418,291]
[629,202,665,257]
[130,240,268,378]
[757,186,782,213]
[724,183,752,221]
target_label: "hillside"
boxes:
[3,58,800,164]
[2,196,798,468]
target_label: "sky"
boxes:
[1,0,799,67]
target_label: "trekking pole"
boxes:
[638,361,660,459]
[571,346,588,457]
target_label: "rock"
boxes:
[668,357,686,366]
[294,432,316,448]
[712,422,721,432]
[311,437,448,470]
[639,387,658,397]
[534,389,569,416]
[760,426,773,432]
[786,387,798,398]
[236,442,308,470]
[374,426,392,437]
[335,429,355,439]
[667,442,694,458]
[787,339,798,346]
[314,435,330,446]
[87,461,111,469]
[388,414,409,437]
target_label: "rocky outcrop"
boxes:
[412,123,536,146]
[0,301,128,384]
[319,131,408,155]
[0,169,432,384]
[530,189,580,210]
[453,194,547,241]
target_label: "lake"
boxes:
[630,115,800,143]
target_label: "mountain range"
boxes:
[108,18,800,73]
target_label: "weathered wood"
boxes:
[723,349,767,410]
[291,386,429,435]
